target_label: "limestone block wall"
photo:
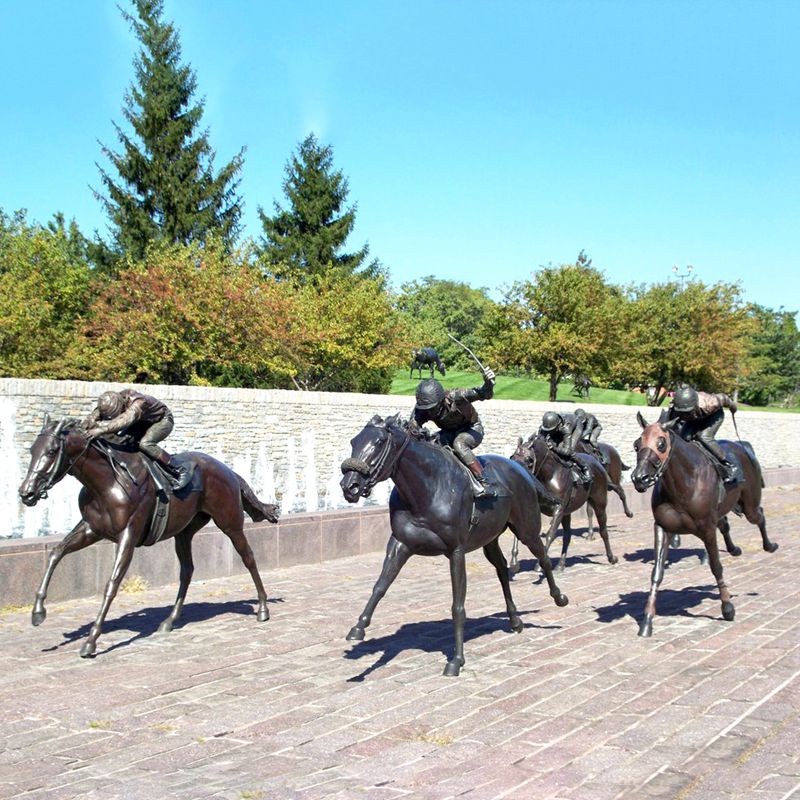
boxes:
[2,377,799,538]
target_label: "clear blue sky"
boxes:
[2,1,798,311]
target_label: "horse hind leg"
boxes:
[591,501,617,565]
[483,539,522,633]
[609,481,634,518]
[586,505,595,540]
[508,535,520,577]
[347,536,411,641]
[744,503,778,553]
[158,516,209,633]
[509,522,569,608]
[717,516,741,557]
[556,514,573,572]
[224,526,270,621]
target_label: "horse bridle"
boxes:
[341,423,411,496]
[636,426,675,488]
[28,430,72,501]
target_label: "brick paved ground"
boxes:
[1,485,798,800]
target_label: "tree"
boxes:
[738,304,800,406]
[615,280,752,405]
[0,209,95,378]
[487,259,622,401]
[95,0,244,265]
[256,133,380,284]
[71,240,301,387]
[394,277,497,370]
[288,270,407,392]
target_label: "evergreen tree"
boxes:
[257,133,380,284]
[95,0,244,264]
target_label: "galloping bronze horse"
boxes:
[631,411,777,637]
[18,416,279,657]
[509,435,621,572]
[340,414,568,677]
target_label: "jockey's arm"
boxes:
[83,408,101,428]
[91,401,144,435]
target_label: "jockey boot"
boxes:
[721,460,739,484]
[468,460,497,498]
[157,451,191,491]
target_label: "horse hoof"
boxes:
[31,609,46,627]
[257,607,270,622]
[609,556,619,565]
[766,542,779,553]
[508,564,520,577]
[730,547,742,557]
[638,618,653,638]
[346,626,365,641]
[443,658,464,677]
[157,620,173,634]
[722,602,735,621]
[626,510,635,518]
[510,617,523,633]
[79,641,97,659]
[555,593,569,607]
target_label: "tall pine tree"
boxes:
[257,133,381,284]
[95,0,244,264]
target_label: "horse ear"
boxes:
[54,418,66,435]
[663,417,680,431]
[42,412,51,429]
[517,436,523,446]
[367,414,383,426]
[636,411,648,429]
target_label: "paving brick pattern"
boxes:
[1,485,799,799]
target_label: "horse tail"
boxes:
[236,474,280,523]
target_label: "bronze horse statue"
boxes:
[509,435,622,572]
[18,415,279,657]
[410,347,446,379]
[340,414,568,676]
[631,411,777,638]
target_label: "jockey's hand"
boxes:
[85,428,102,441]
[482,367,496,385]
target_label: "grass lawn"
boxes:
[390,370,648,405]
[389,370,799,412]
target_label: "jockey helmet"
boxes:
[97,391,125,420]
[541,411,562,432]
[672,385,699,414]
[415,379,446,410]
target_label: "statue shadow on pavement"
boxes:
[344,613,562,682]
[593,586,730,629]
[44,596,285,656]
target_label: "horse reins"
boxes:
[341,424,411,494]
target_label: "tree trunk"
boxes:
[549,368,559,402]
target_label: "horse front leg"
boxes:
[444,545,467,677]
[347,536,411,641]
[508,535,520,576]
[705,530,735,622]
[639,524,669,637]
[592,503,617,565]
[556,513,573,572]
[483,539,522,633]
[80,528,137,658]
[32,520,99,627]
[158,529,196,633]
[586,505,595,540]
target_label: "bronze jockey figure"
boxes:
[538,410,593,485]
[413,367,497,497]
[83,389,191,490]
[666,385,738,483]
[576,408,607,465]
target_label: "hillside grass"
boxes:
[389,370,799,412]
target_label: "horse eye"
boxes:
[633,440,640,451]
[657,439,666,453]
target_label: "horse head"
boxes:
[510,436,538,475]
[18,415,76,505]
[340,414,408,502]
[631,411,680,492]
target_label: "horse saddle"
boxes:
[691,441,744,487]
[139,455,200,548]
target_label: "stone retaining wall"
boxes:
[2,377,799,538]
